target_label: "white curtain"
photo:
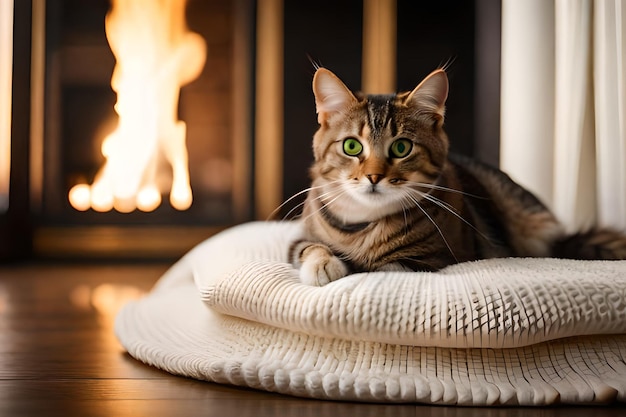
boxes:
[501,0,626,232]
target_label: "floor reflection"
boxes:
[70,282,145,326]
[0,286,7,315]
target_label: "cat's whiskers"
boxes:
[401,190,458,262]
[407,188,495,244]
[299,186,349,225]
[285,184,345,221]
[269,180,343,221]
[397,197,411,239]
[406,180,485,199]
[413,190,461,217]
[282,200,307,221]
[282,183,344,221]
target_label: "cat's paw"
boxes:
[299,244,348,286]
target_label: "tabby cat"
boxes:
[289,67,626,286]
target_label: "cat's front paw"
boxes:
[299,244,348,286]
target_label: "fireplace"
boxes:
[4,0,258,259]
[2,0,498,261]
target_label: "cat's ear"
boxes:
[313,68,358,124]
[404,69,449,122]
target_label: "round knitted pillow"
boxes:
[115,221,626,406]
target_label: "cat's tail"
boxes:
[552,228,626,260]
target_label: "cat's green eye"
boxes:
[343,138,363,156]
[389,139,413,158]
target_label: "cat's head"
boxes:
[309,68,449,220]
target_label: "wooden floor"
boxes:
[1,263,625,417]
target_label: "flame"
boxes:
[69,0,206,212]
[0,0,13,213]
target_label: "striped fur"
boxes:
[290,68,626,286]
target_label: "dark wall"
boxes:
[396,1,475,157]
[281,0,477,216]
[282,0,363,217]
[474,0,501,168]
[0,0,33,261]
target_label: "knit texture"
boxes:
[116,221,626,405]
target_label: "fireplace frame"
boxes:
[6,0,262,260]
[2,0,500,261]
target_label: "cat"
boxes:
[288,67,626,286]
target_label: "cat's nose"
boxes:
[366,174,383,185]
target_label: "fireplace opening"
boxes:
[67,0,208,214]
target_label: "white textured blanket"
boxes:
[116,221,626,406]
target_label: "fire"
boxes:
[69,0,206,212]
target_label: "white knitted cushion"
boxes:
[115,221,626,406]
